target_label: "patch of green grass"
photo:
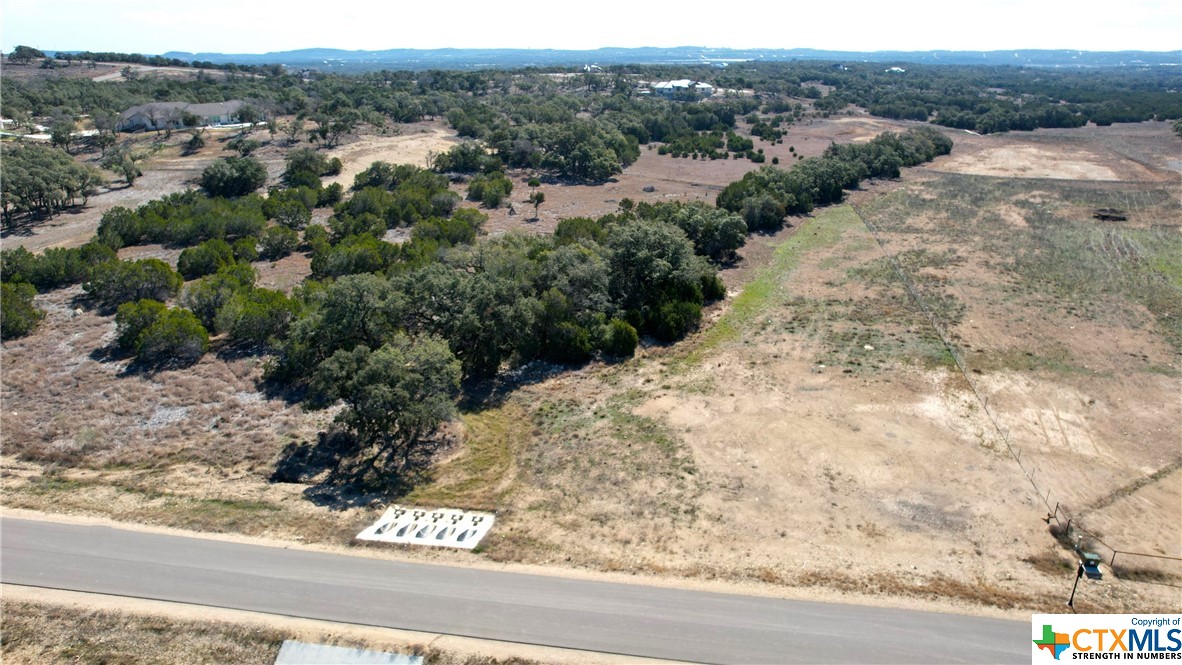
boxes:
[677,376,717,395]
[21,475,169,501]
[191,497,279,514]
[9,473,294,536]
[172,496,284,533]
[601,390,683,461]
[860,174,1182,365]
[21,475,95,495]
[971,346,1091,374]
[404,403,531,511]
[685,204,861,364]
[848,248,964,287]
[1008,216,1182,352]
[531,399,595,436]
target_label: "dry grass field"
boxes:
[3,118,1179,618]
[0,591,553,665]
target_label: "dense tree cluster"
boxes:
[631,201,748,262]
[270,210,723,385]
[56,50,282,75]
[722,61,1182,134]
[718,126,952,229]
[0,243,116,291]
[96,192,267,248]
[178,264,300,349]
[0,143,105,226]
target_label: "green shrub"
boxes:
[259,226,300,261]
[200,157,267,198]
[651,300,701,342]
[701,274,727,302]
[114,298,167,352]
[467,171,513,208]
[179,264,256,331]
[85,259,183,309]
[232,236,259,263]
[303,224,329,249]
[554,217,606,245]
[545,321,593,364]
[283,148,329,187]
[215,287,299,348]
[319,182,344,207]
[601,318,638,357]
[177,238,235,280]
[135,308,209,366]
[0,282,44,339]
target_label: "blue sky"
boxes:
[3,0,1180,54]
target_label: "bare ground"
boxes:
[2,119,1179,616]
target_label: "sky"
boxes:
[3,0,1180,55]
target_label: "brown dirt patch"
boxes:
[0,58,123,82]
[323,120,462,190]
[937,144,1127,180]
[931,123,1170,182]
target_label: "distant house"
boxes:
[651,79,715,100]
[117,100,247,132]
[885,67,906,74]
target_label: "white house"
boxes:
[117,100,247,132]
[651,79,715,100]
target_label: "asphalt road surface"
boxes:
[2,518,1029,663]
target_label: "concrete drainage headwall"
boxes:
[356,506,494,549]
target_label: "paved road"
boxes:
[2,518,1028,663]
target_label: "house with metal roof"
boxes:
[117,100,247,132]
[651,80,715,100]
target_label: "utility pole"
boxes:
[1066,563,1083,610]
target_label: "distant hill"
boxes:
[138,47,1182,72]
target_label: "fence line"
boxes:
[847,203,1180,577]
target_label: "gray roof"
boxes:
[120,100,245,121]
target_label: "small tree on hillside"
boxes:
[103,148,143,187]
[50,118,76,153]
[528,190,545,220]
